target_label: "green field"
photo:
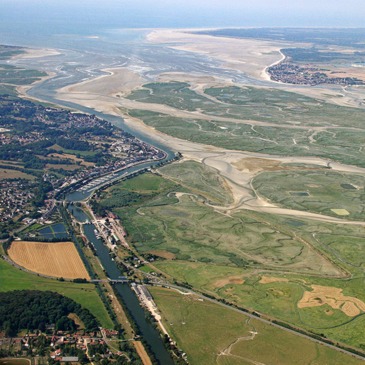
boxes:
[126,82,365,167]
[98,170,365,348]
[252,170,365,220]
[0,64,46,85]
[48,144,97,157]
[100,170,337,274]
[0,258,113,328]
[150,286,364,365]
[97,172,179,211]
[127,82,365,128]
[159,160,233,205]
[152,212,365,347]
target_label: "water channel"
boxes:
[68,205,175,365]
[21,34,183,364]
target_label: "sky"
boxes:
[1,0,365,30]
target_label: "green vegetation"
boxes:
[0,64,46,85]
[153,216,365,348]
[99,170,365,349]
[159,160,233,205]
[0,290,99,335]
[281,47,365,64]
[127,82,365,167]
[93,173,179,216]
[252,170,365,220]
[0,84,17,95]
[0,258,113,328]
[127,82,214,111]
[0,45,46,86]
[150,286,364,365]
[49,144,98,157]
[0,45,24,59]
[127,82,365,128]
[101,173,337,273]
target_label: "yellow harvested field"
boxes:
[8,241,90,280]
[213,275,245,288]
[259,276,289,284]
[298,285,365,317]
[331,209,350,216]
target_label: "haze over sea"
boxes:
[1,0,365,47]
[0,0,364,110]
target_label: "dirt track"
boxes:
[133,341,153,365]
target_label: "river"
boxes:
[7,28,251,365]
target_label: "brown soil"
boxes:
[68,313,85,329]
[259,276,289,284]
[45,164,81,171]
[298,285,365,317]
[48,153,94,167]
[232,158,282,173]
[213,276,245,288]
[148,250,176,260]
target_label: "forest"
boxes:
[0,290,100,336]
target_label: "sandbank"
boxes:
[147,29,289,80]
[59,67,144,97]
[12,47,61,59]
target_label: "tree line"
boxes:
[0,290,100,336]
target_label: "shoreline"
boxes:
[261,48,286,81]
[9,37,365,225]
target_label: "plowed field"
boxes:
[8,241,90,280]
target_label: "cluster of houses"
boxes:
[268,62,364,86]
[0,328,119,362]
[0,130,43,145]
[0,179,34,223]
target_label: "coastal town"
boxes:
[0,93,181,365]
[0,94,167,234]
[268,59,364,86]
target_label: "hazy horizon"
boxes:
[1,0,365,33]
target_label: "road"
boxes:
[155,282,365,362]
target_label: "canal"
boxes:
[68,205,175,365]
[29,70,176,364]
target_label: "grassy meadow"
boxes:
[0,258,113,329]
[98,168,365,349]
[126,82,365,167]
[150,286,365,365]
[252,169,365,220]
